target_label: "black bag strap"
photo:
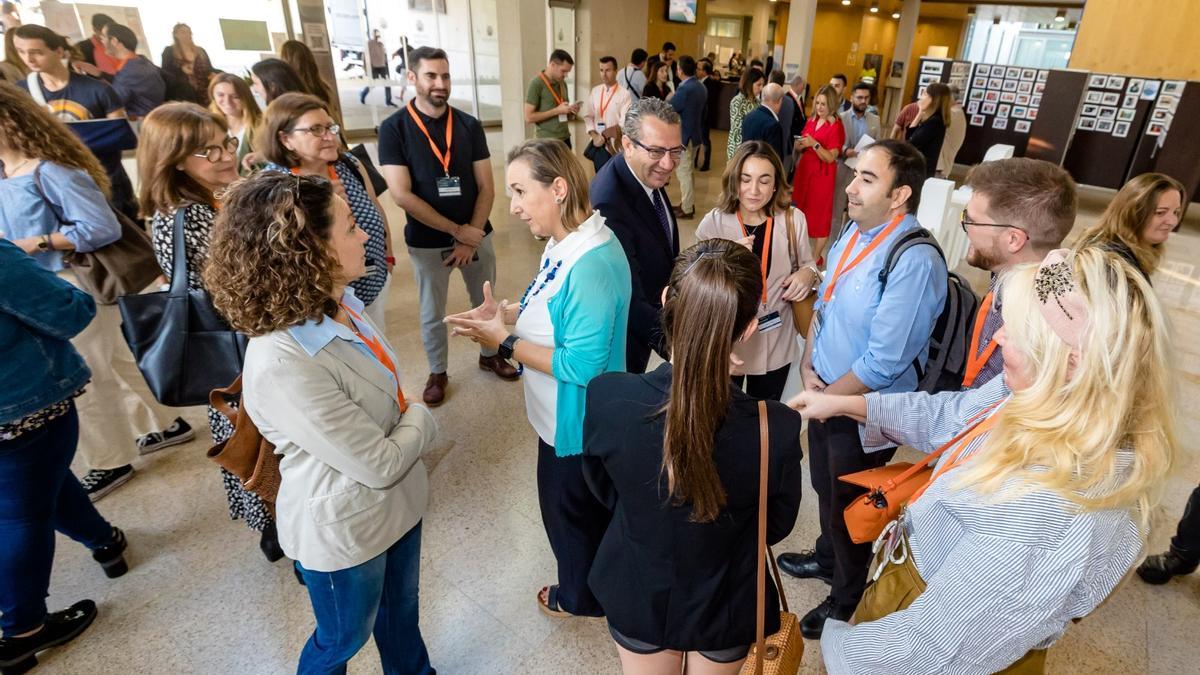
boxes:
[169,206,190,298]
[876,227,945,290]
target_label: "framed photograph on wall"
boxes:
[922,60,945,74]
[1020,68,1036,80]
[969,89,985,101]
[1113,121,1130,138]
[973,76,987,89]
[1106,75,1125,89]
[1037,70,1049,82]
[985,90,1000,102]
[976,64,991,76]
[1016,93,1031,105]
[993,116,1009,130]
[1101,92,1121,106]
[1141,80,1161,100]
[1163,80,1184,95]
[1096,119,1115,133]
[1117,108,1136,122]
[1122,95,1137,109]
[1027,108,1038,120]
[1098,107,1117,119]
[967,100,980,114]
[998,104,1011,117]
[982,102,998,115]
[1031,95,1042,108]
[1126,79,1144,96]
[1017,81,1033,94]
[1005,67,1021,79]
[1033,82,1045,94]
[1151,108,1171,123]
[1156,94,1180,112]
[1012,106,1028,119]
[1088,74,1107,88]
[988,77,1004,89]
[1000,91,1016,103]
[1002,79,1019,92]
[1014,120,1031,133]
[1085,91,1103,104]
[1082,104,1099,116]
[1147,122,1165,136]
[1079,117,1096,130]
[970,114,986,126]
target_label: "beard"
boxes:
[965,241,1004,271]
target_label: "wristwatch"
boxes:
[498,334,520,360]
[37,235,52,251]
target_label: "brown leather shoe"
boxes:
[479,354,520,381]
[423,373,448,407]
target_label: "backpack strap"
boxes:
[26,71,48,107]
[876,227,947,383]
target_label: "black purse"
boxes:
[117,208,248,407]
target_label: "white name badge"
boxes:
[558,113,569,123]
[597,121,606,133]
[757,311,783,334]
[436,176,462,198]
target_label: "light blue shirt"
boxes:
[0,162,121,272]
[811,213,947,393]
[288,289,400,397]
[845,111,869,149]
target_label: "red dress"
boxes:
[791,117,845,238]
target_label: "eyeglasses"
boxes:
[191,136,240,163]
[631,137,686,161]
[288,123,341,138]
[959,209,1025,234]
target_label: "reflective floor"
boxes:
[41,128,1200,674]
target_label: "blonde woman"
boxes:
[1076,172,1186,279]
[208,73,261,173]
[790,247,1175,674]
[697,141,818,401]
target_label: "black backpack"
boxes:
[878,228,980,393]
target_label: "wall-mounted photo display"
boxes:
[981,102,998,114]
[1079,117,1097,130]
[988,77,1004,89]
[1141,80,1161,100]
[1088,74,1108,88]
[1122,94,1137,109]
[1147,122,1165,136]
[1081,104,1099,116]
[993,117,1009,130]
[1113,121,1130,138]
[1000,91,1016,103]
[1002,79,1018,92]
[1096,119,1115,133]
[1005,67,1021,79]
[1101,92,1121,106]
[922,60,945,74]
[1117,108,1136,122]
[1105,75,1125,90]
[1085,91,1103,104]
[997,104,1011,118]
[970,114,986,126]
[1016,93,1031,106]
[1014,120,1032,133]
[1156,94,1179,113]
[1162,80,1184,95]
[1098,107,1117,120]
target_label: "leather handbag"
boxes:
[207,376,281,512]
[839,458,939,545]
[783,208,816,334]
[117,208,248,407]
[741,401,804,675]
[32,164,160,304]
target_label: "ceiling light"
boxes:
[869,2,879,13]
[1055,9,1066,22]
[892,11,901,19]
[841,0,851,5]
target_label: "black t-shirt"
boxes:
[377,103,492,249]
[19,72,123,121]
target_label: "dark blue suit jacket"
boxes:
[590,154,679,373]
[740,105,785,161]
[670,77,707,147]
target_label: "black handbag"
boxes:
[349,143,389,196]
[117,208,248,407]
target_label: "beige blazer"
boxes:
[696,206,816,375]
[242,326,438,573]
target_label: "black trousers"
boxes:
[625,339,651,375]
[698,124,712,170]
[589,145,612,173]
[732,363,791,402]
[809,415,896,606]
[1171,485,1200,563]
[360,67,393,104]
[536,438,609,616]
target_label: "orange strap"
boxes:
[406,101,454,176]
[908,402,1004,504]
[340,303,409,413]
[539,71,566,106]
[822,214,905,303]
[737,212,774,305]
[288,164,341,184]
[597,84,618,119]
[961,291,998,388]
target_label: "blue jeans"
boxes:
[296,521,434,675]
[0,404,113,636]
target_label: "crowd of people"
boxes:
[0,20,1193,675]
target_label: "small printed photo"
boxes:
[993,116,1009,130]
[1031,95,1042,108]
[1081,104,1099,116]
[967,100,980,114]
[919,74,938,86]
[1147,122,1165,136]
[1141,80,1161,100]
[1126,79,1143,96]
[976,64,991,76]
[981,102,998,115]
[973,76,988,89]
[1088,74,1108,88]
[1033,82,1045,94]
[1002,79,1019,92]
[1016,93,1031,106]
[1000,91,1016,103]
[1162,80,1184,95]
[985,90,1000,102]
[1027,108,1038,120]
[1096,119,1115,133]
[988,77,1004,89]
[922,60,945,74]
[1101,92,1121,106]
[997,104,1011,117]
[1122,95,1137,109]
[1014,120,1032,133]
[1085,91,1103,104]
[970,114,986,126]
[1037,70,1049,82]
[1117,108,1136,122]
[1005,67,1021,80]
[1079,117,1097,130]
[1106,75,1125,90]
[1017,81,1033,94]
[1151,108,1171,123]
[1113,121,1130,138]
[1156,94,1180,112]
[969,89,985,101]
[1012,106,1028,119]
[1098,107,1117,120]
[1020,68,1036,81]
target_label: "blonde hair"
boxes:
[505,139,590,231]
[137,102,228,216]
[208,72,262,136]
[812,84,839,121]
[955,247,1176,531]
[1077,172,1187,276]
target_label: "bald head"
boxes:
[762,83,784,112]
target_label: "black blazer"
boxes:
[702,77,723,130]
[741,105,785,161]
[583,364,804,651]
[642,80,671,101]
[905,112,947,178]
[590,155,679,373]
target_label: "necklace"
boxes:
[1,157,34,178]
[518,257,564,316]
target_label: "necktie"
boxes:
[651,189,673,246]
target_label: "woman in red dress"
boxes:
[791,85,845,262]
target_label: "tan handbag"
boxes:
[783,209,816,334]
[741,401,804,675]
[206,376,281,513]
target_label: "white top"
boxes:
[515,211,613,445]
[585,82,633,134]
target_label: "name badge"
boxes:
[558,113,569,123]
[436,176,462,198]
[757,311,783,334]
[597,121,606,133]
[812,309,823,338]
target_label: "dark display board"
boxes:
[957,63,1050,165]
[1024,70,1089,166]
[911,57,971,102]
[1062,74,1161,189]
[1130,80,1198,203]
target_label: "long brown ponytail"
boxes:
[660,239,763,522]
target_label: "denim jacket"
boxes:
[0,240,96,423]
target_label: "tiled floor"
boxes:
[37,128,1200,674]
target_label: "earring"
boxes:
[555,196,564,204]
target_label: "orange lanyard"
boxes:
[736,211,773,305]
[909,402,1004,504]
[539,71,566,106]
[597,84,617,119]
[289,164,340,184]
[406,101,454,176]
[340,303,409,413]
[822,214,905,303]
[962,291,998,388]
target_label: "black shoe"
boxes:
[136,417,195,455]
[800,596,856,639]
[260,523,285,563]
[0,600,97,668]
[80,465,134,502]
[777,549,834,584]
[91,527,128,578]
[1137,549,1199,584]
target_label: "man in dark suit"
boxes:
[697,59,722,171]
[741,82,785,160]
[669,55,706,219]
[779,73,807,171]
[590,98,683,373]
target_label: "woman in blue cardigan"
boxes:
[446,138,631,618]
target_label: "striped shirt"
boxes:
[968,274,1005,389]
[823,375,1142,674]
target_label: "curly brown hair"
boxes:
[202,172,342,336]
[0,81,110,195]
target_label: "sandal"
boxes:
[537,585,573,618]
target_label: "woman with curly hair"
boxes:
[203,171,438,674]
[0,81,186,501]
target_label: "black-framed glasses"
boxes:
[959,209,1025,234]
[191,136,240,163]
[288,123,341,138]
[631,137,686,161]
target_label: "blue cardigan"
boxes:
[548,236,632,456]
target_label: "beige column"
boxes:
[882,0,921,130]
[781,0,817,81]
[498,0,548,156]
